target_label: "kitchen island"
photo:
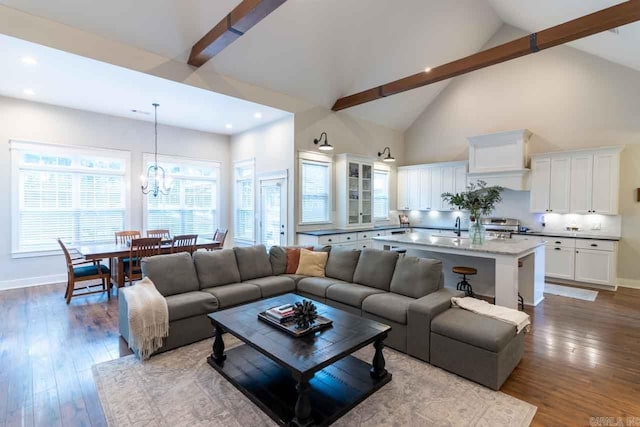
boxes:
[372,233,546,309]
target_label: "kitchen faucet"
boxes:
[455,217,461,237]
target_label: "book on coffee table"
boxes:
[258,310,333,337]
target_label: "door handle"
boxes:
[280,232,285,235]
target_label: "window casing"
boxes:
[143,154,220,237]
[299,159,331,224]
[11,141,130,253]
[374,169,390,220]
[234,160,255,243]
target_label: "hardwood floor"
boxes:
[1,282,639,426]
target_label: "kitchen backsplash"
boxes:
[393,189,622,236]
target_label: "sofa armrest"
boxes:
[407,288,464,361]
[118,290,131,345]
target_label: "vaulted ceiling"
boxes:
[0,0,638,131]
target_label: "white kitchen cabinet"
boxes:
[440,166,455,210]
[335,154,373,228]
[419,168,432,210]
[430,167,443,211]
[397,169,409,211]
[297,228,405,249]
[454,165,467,193]
[407,169,421,210]
[575,248,615,286]
[531,147,621,215]
[398,161,467,212]
[545,246,575,280]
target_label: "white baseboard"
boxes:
[0,274,66,291]
[618,278,640,289]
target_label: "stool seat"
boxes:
[452,266,477,275]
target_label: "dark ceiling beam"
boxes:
[188,0,287,67]
[332,0,640,111]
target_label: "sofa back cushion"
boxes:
[269,245,332,275]
[390,256,443,298]
[234,245,273,281]
[141,252,200,297]
[352,249,399,291]
[325,248,361,282]
[193,249,241,288]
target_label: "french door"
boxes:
[259,177,287,248]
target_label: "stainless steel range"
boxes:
[480,217,520,239]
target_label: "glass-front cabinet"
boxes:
[336,154,374,228]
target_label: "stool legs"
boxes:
[456,274,475,297]
[518,293,524,311]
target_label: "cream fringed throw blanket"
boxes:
[451,297,531,334]
[121,277,169,359]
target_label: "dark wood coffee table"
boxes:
[207,293,392,426]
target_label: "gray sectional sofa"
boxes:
[118,244,524,390]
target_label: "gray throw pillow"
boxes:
[269,246,287,275]
[234,245,273,281]
[390,256,443,298]
[325,248,361,282]
[141,252,199,297]
[193,249,241,288]
[352,249,399,291]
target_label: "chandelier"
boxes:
[141,103,171,197]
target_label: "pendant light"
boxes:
[378,146,395,162]
[313,132,333,151]
[141,103,171,197]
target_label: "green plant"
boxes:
[441,180,504,221]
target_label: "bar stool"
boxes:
[517,260,525,311]
[453,266,477,297]
[390,247,407,255]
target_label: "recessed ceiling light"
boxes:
[253,112,263,119]
[424,67,432,73]
[20,56,38,66]
[23,88,36,96]
[225,123,233,129]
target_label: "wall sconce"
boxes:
[378,146,395,162]
[313,132,333,151]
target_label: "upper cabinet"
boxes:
[530,147,622,215]
[397,161,467,212]
[335,154,374,228]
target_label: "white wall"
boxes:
[404,24,640,284]
[294,107,405,233]
[0,95,231,289]
[230,116,295,245]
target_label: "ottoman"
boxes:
[430,308,524,390]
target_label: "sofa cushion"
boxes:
[269,246,288,275]
[362,293,414,325]
[166,291,219,322]
[431,308,516,353]
[326,283,386,308]
[286,247,314,274]
[280,274,307,284]
[141,252,200,297]
[325,248,361,282]
[390,256,443,299]
[234,245,273,281]
[352,249,398,291]
[201,283,261,309]
[296,249,328,277]
[244,276,295,298]
[193,249,241,288]
[296,277,349,298]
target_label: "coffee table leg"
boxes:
[292,375,312,426]
[370,335,387,379]
[211,322,226,365]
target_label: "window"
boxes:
[300,159,331,224]
[11,141,129,253]
[144,155,219,237]
[374,169,390,220]
[234,160,255,242]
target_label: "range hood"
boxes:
[466,129,532,191]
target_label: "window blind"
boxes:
[300,160,330,223]
[234,162,254,242]
[374,170,390,220]
[12,143,128,252]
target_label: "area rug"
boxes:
[93,337,537,426]
[545,283,598,302]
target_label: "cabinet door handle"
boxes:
[328,238,332,242]
[554,247,561,251]
[555,241,561,244]
[590,243,598,247]
[346,237,351,240]
[576,250,580,253]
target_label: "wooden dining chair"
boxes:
[147,229,171,240]
[123,237,161,285]
[209,228,228,250]
[171,234,198,254]
[114,230,141,245]
[58,239,111,304]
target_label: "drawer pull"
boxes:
[554,247,561,251]
[346,237,351,240]
[555,241,561,244]
[590,243,598,247]
[328,239,332,242]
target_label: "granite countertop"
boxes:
[514,230,620,241]
[372,232,545,256]
[296,225,467,237]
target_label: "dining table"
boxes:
[75,238,223,288]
